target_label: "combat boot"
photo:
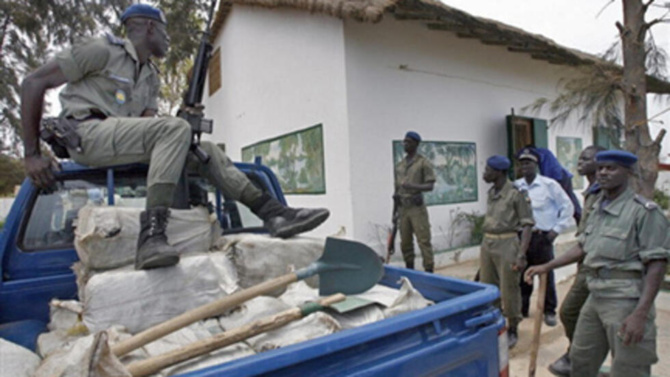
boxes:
[136,207,180,270]
[548,352,570,376]
[507,327,518,349]
[405,261,414,270]
[252,194,329,238]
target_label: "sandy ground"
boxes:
[436,259,670,377]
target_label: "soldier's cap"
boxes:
[405,131,421,142]
[487,155,511,171]
[595,150,638,168]
[121,4,167,25]
[516,148,539,163]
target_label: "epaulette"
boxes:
[634,194,658,210]
[106,33,126,46]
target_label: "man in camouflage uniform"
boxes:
[20,4,329,270]
[480,155,534,348]
[394,131,436,272]
[548,145,606,376]
[526,150,669,377]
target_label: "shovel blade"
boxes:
[318,237,383,296]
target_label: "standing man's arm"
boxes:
[513,189,535,271]
[20,60,68,189]
[547,179,574,241]
[619,209,670,345]
[402,159,435,192]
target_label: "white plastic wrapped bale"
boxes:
[137,322,255,377]
[38,300,88,358]
[34,331,130,377]
[0,338,41,377]
[75,205,220,270]
[82,253,238,334]
[217,296,341,353]
[213,234,323,292]
[382,277,434,318]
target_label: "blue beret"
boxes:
[516,148,539,163]
[595,150,638,167]
[487,155,511,171]
[405,131,421,142]
[121,4,167,24]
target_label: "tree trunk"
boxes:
[620,0,663,198]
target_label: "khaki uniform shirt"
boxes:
[580,188,670,298]
[483,180,535,234]
[56,34,160,120]
[395,154,436,201]
[576,183,601,236]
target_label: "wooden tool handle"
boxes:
[126,293,346,377]
[528,273,548,377]
[112,273,298,357]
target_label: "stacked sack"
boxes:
[27,205,433,377]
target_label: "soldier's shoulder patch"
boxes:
[106,33,125,46]
[634,194,659,210]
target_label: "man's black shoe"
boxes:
[544,313,558,327]
[508,327,518,349]
[136,207,180,270]
[265,207,330,238]
[548,352,570,376]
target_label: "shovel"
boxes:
[112,237,383,357]
[125,294,347,377]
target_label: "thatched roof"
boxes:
[211,0,670,94]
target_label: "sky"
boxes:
[441,0,670,160]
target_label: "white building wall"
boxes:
[206,7,352,238]
[342,18,591,252]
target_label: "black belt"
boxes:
[588,268,642,280]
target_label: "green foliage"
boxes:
[453,210,485,246]
[0,154,25,196]
[653,188,670,210]
[1,0,211,155]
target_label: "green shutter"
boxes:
[532,118,548,148]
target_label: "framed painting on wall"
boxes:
[242,124,325,194]
[556,136,583,190]
[393,141,477,205]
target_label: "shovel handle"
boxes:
[112,273,298,357]
[528,273,548,377]
[126,294,346,377]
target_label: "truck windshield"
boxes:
[20,174,147,251]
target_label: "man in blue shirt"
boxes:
[514,148,575,326]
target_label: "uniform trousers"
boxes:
[559,264,590,343]
[570,295,657,377]
[479,235,522,328]
[67,117,261,202]
[520,231,557,316]
[399,204,434,271]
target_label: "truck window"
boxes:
[20,175,147,251]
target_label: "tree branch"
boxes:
[616,21,626,37]
[643,0,656,13]
[653,128,667,146]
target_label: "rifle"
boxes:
[386,196,400,264]
[177,0,218,163]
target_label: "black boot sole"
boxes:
[273,210,330,238]
[136,254,180,270]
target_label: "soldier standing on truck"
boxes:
[20,4,329,271]
[526,150,669,377]
[394,131,436,272]
[480,155,534,349]
[548,145,605,376]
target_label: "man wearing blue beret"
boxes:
[480,155,534,348]
[393,131,436,272]
[526,150,669,376]
[20,4,329,270]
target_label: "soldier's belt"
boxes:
[589,268,642,280]
[483,232,517,240]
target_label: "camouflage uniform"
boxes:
[480,180,535,328]
[569,188,670,377]
[558,183,601,343]
[56,34,260,204]
[395,154,435,271]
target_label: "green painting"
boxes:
[393,141,477,205]
[242,124,325,194]
[556,136,583,190]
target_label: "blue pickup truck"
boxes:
[0,161,508,377]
